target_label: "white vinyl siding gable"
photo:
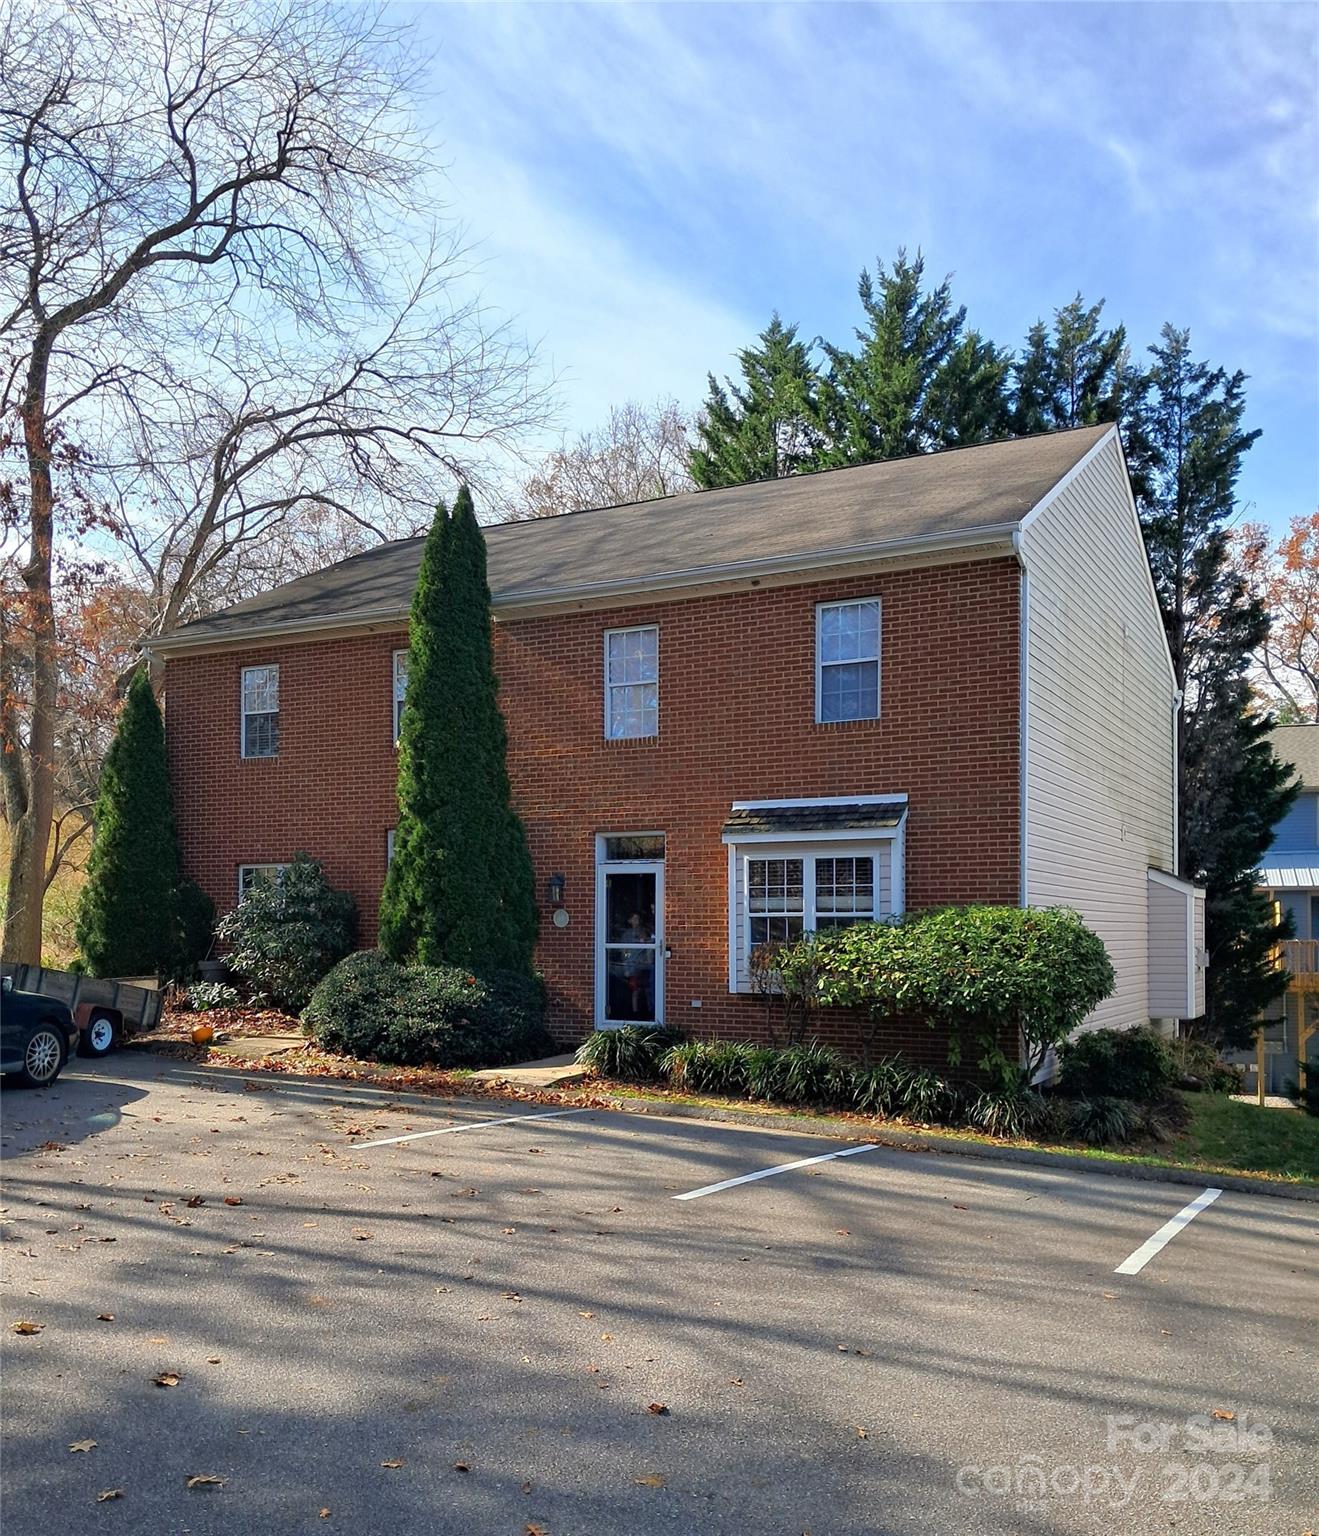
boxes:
[1020,431,1178,1030]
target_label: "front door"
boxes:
[596,861,664,1027]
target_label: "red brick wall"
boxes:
[166,557,1022,1060]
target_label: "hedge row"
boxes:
[575,1025,1194,1147]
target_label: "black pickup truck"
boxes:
[0,975,80,1086]
[0,965,163,1059]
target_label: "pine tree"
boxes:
[1131,324,1296,1046]
[379,486,537,976]
[818,249,1007,463]
[689,315,825,488]
[75,667,183,977]
[1010,295,1129,434]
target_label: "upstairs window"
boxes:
[816,599,880,723]
[393,650,408,744]
[241,665,279,758]
[604,625,658,739]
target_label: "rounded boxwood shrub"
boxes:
[1059,1026,1176,1104]
[303,949,552,1068]
[216,853,355,1012]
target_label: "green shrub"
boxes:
[575,1026,683,1081]
[1065,1096,1140,1146]
[851,1058,909,1117]
[965,1086,1047,1139]
[171,881,216,981]
[660,1040,754,1097]
[1170,1036,1243,1095]
[813,905,1116,1081]
[187,981,240,1012]
[773,1041,851,1105]
[303,950,551,1068]
[1060,1027,1177,1104]
[895,1066,959,1125]
[216,853,355,1012]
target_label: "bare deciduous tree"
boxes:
[0,0,549,960]
[504,399,693,521]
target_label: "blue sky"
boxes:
[405,1,1317,531]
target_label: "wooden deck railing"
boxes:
[1279,939,1319,980]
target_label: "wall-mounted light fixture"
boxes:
[547,872,566,906]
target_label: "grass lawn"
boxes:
[1166,1091,1319,1184]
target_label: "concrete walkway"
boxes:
[469,1052,589,1089]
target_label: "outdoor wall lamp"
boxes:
[547,873,566,906]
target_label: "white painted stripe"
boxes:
[356,1107,592,1148]
[673,1143,880,1201]
[1114,1188,1222,1276]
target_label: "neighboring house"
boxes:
[1243,724,1319,1095]
[150,423,1205,1062]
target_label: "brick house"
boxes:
[151,423,1205,1059]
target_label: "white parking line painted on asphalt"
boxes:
[355,1107,593,1148]
[1114,1187,1223,1275]
[673,1143,880,1200]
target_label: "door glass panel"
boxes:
[602,834,665,861]
[603,869,657,1023]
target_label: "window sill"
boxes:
[812,716,882,731]
[603,735,660,749]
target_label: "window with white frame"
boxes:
[238,863,289,900]
[386,828,396,865]
[816,599,880,723]
[746,852,878,948]
[241,665,280,758]
[604,625,658,739]
[393,650,408,743]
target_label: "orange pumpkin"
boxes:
[191,1022,215,1046]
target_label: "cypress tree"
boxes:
[380,486,536,976]
[1010,295,1129,434]
[818,248,1007,463]
[689,314,826,489]
[75,667,183,977]
[1130,324,1296,1047]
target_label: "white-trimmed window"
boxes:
[386,828,396,865]
[393,650,408,744]
[241,665,280,758]
[746,852,879,948]
[816,599,880,723]
[237,863,289,900]
[604,625,658,739]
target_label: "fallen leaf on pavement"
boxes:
[526,1524,547,1535]
[646,1403,669,1416]
[96,1313,114,1322]
[187,1196,205,1208]
[453,1461,470,1473]
[206,1356,221,1364]
[11,1320,43,1335]
[96,1489,123,1502]
[39,1140,65,1151]
[223,1196,243,1206]
[69,1439,97,1453]
[855,1426,868,1440]
[380,1459,405,1470]
[634,1474,665,1488]
[184,1474,225,1488]
[152,1372,181,1388]
[1211,1408,1236,1422]
[319,1510,330,1519]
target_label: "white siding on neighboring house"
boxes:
[1019,429,1178,1031]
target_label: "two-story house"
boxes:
[150,423,1205,1063]
[1248,724,1319,1095]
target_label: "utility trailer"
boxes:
[0,964,162,1058]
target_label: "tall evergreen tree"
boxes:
[1131,325,1296,1047]
[75,667,183,977]
[689,315,825,488]
[818,248,1007,463]
[1010,294,1129,434]
[380,486,537,976]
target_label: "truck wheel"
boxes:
[80,1011,117,1058]
[19,1026,67,1087]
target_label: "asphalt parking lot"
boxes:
[1,1053,1315,1536]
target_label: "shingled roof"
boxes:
[1270,725,1319,789]
[150,423,1113,654]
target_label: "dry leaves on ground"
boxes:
[152,1372,180,1388]
[96,1313,114,1322]
[185,1474,225,1489]
[223,1196,243,1207]
[69,1439,97,1453]
[380,1459,405,1470]
[11,1320,43,1335]
[1211,1408,1236,1422]
[646,1403,669,1416]
[634,1474,665,1488]
[96,1489,123,1502]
